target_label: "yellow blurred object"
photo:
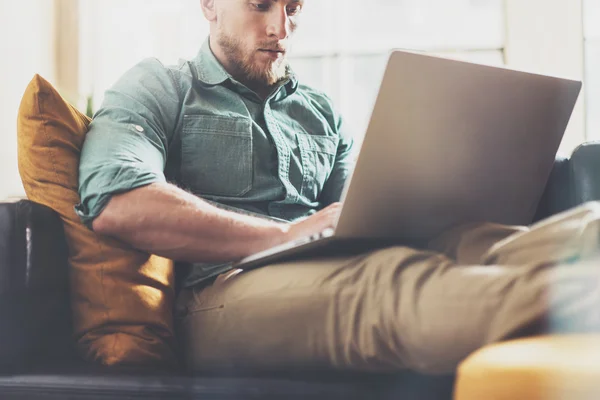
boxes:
[455,335,600,400]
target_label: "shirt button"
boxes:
[134,125,144,133]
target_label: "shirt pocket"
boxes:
[181,115,253,197]
[296,133,339,201]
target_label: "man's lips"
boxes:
[259,49,286,61]
[259,48,286,55]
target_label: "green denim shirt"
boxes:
[76,38,354,287]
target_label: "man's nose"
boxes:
[265,6,290,40]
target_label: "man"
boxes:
[77,0,600,374]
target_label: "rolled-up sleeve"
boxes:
[75,58,181,228]
[320,114,355,206]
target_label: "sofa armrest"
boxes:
[0,200,74,372]
[570,142,600,205]
[534,155,572,222]
[535,142,600,222]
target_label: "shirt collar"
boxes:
[192,37,231,86]
[192,37,299,100]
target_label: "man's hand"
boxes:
[283,202,342,243]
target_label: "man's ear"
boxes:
[200,0,217,22]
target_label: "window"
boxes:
[290,0,505,141]
[79,0,506,143]
[3,1,589,200]
[584,0,600,140]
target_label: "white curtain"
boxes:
[0,0,55,199]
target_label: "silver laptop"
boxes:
[234,49,582,270]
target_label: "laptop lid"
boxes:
[334,50,582,243]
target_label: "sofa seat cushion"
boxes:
[0,366,454,400]
[455,334,600,400]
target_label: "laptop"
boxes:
[233,49,582,270]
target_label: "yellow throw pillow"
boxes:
[17,75,177,367]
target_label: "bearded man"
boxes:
[77,0,600,374]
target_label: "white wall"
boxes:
[505,0,585,155]
[0,0,56,200]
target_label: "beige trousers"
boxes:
[176,203,600,375]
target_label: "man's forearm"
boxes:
[92,182,289,263]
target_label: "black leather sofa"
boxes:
[0,142,599,400]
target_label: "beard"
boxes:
[216,30,290,87]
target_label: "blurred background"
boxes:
[0,0,597,200]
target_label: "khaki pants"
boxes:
[176,203,600,375]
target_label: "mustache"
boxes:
[258,43,287,52]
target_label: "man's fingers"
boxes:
[321,202,342,215]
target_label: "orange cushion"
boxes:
[455,335,600,400]
[17,75,177,367]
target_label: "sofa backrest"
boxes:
[0,201,74,372]
[571,142,600,205]
[535,142,600,221]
